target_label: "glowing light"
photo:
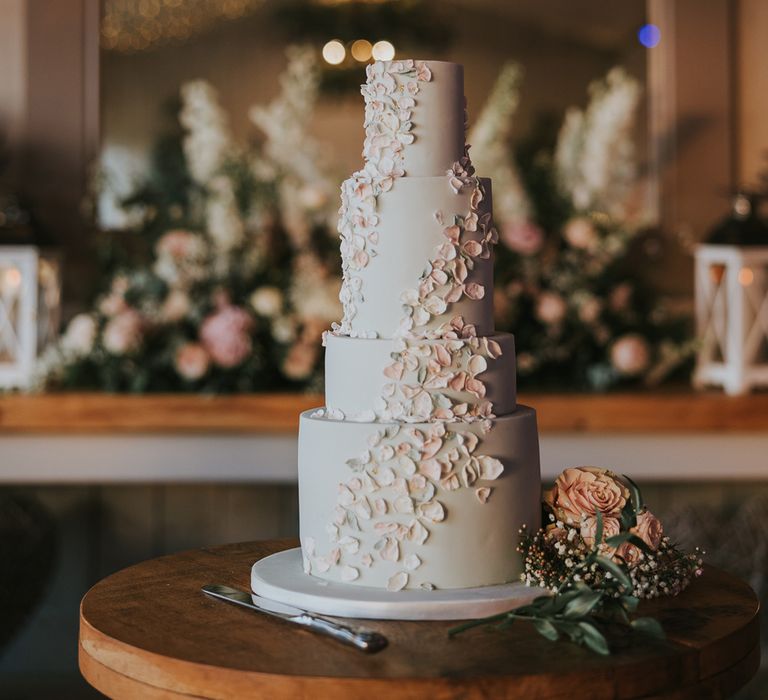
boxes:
[322,40,346,65]
[738,267,754,286]
[3,268,22,290]
[372,40,395,61]
[351,39,372,62]
[709,264,725,285]
[638,23,661,48]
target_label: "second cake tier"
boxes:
[339,175,494,338]
[325,332,517,421]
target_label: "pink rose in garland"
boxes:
[500,221,544,255]
[200,305,254,368]
[544,466,629,526]
[103,309,144,355]
[611,333,651,376]
[174,342,210,381]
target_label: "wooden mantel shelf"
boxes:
[0,391,767,434]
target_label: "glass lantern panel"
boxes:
[0,264,23,363]
[37,254,62,353]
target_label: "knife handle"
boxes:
[295,614,388,653]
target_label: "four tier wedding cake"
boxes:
[298,60,541,591]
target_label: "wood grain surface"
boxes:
[3,391,768,433]
[79,540,760,700]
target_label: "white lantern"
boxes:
[693,194,768,395]
[0,194,62,388]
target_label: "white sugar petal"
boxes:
[404,554,421,571]
[476,487,492,504]
[387,571,408,591]
[477,456,504,480]
[341,566,359,582]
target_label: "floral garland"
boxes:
[468,63,694,390]
[41,47,341,393]
[451,467,703,655]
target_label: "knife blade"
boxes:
[201,584,388,653]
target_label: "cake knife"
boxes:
[201,584,388,653]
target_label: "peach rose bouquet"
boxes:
[453,466,703,656]
[525,467,703,601]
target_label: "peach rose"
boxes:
[544,467,629,526]
[161,289,191,322]
[611,334,650,376]
[616,540,644,567]
[283,341,318,381]
[155,230,204,260]
[632,509,663,551]
[61,314,96,356]
[535,292,567,325]
[563,217,599,250]
[580,514,621,548]
[103,309,143,355]
[609,283,632,312]
[174,343,210,381]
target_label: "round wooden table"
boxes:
[79,539,760,699]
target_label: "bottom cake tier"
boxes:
[298,406,541,590]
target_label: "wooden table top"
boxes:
[79,540,761,700]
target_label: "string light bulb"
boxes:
[371,40,395,61]
[351,39,372,62]
[322,39,346,65]
[738,267,754,286]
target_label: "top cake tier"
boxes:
[363,60,465,177]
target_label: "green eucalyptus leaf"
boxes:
[620,499,637,529]
[621,595,640,613]
[594,510,604,551]
[549,589,585,614]
[631,617,666,640]
[533,618,560,641]
[605,532,634,547]
[563,591,603,619]
[578,622,611,655]
[626,533,653,555]
[622,473,644,513]
[594,556,633,590]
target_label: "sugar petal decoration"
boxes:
[380,537,400,562]
[404,554,422,571]
[417,500,446,523]
[476,487,492,504]
[339,535,360,554]
[477,456,504,480]
[335,60,433,335]
[387,571,409,592]
[407,519,429,545]
[341,566,360,582]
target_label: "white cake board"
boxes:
[251,548,542,621]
